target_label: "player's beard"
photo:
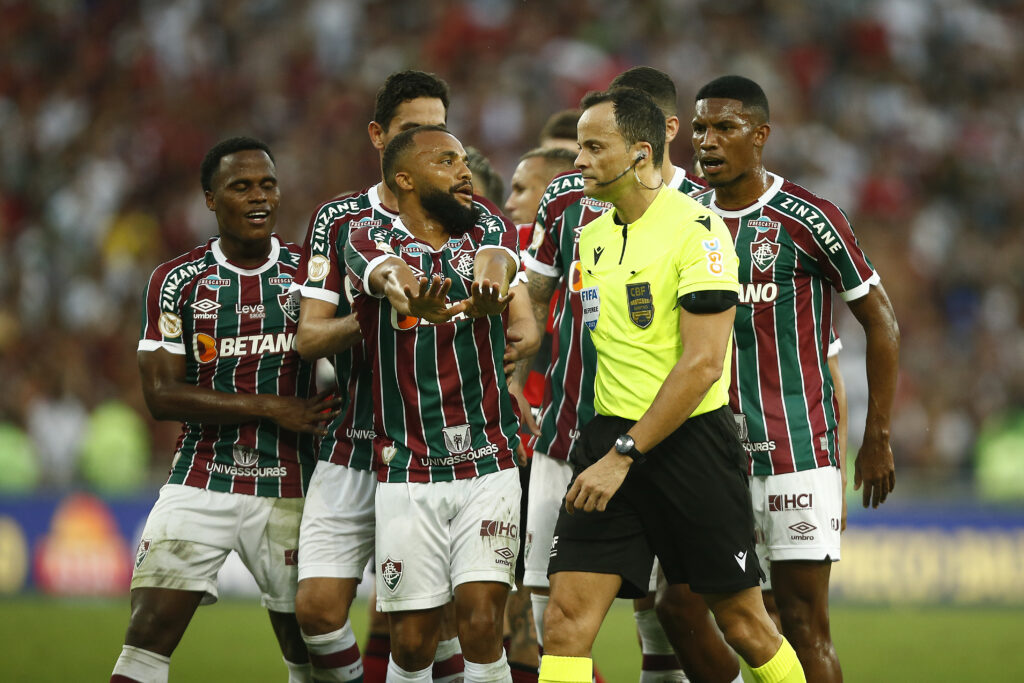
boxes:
[421,186,481,237]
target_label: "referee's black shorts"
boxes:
[547,406,762,598]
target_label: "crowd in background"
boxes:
[1,0,1021,495]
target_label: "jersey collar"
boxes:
[370,183,398,218]
[211,235,281,275]
[708,172,784,218]
[666,165,686,191]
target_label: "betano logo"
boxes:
[193,332,295,363]
[738,282,778,304]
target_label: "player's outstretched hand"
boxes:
[565,450,631,514]
[405,275,465,323]
[503,330,529,379]
[461,279,513,318]
[853,431,895,509]
[268,390,343,436]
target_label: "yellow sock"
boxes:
[538,655,593,683]
[749,638,805,683]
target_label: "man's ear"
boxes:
[753,122,771,149]
[394,170,414,192]
[368,121,386,151]
[664,115,680,145]
[204,190,215,211]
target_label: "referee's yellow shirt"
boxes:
[578,186,739,421]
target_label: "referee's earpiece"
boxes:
[634,151,648,164]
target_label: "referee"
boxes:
[537,88,804,683]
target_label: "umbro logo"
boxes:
[734,551,747,571]
[191,299,221,313]
[593,246,605,264]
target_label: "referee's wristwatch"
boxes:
[614,434,646,465]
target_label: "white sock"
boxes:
[387,655,433,682]
[283,657,313,683]
[302,621,363,682]
[111,645,170,683]
[634,609,687,683]
[464,650,512,683]
[530,593,549,648]
[433,636,464,682]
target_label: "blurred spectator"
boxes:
[0,0,1021,496]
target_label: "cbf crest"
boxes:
[443,424,472,454]
[380,556,403,592]
[625,282,654,329]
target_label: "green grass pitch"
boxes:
[3,596,1023,681]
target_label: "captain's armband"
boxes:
[678,290,738,314]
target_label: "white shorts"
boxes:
[132,484,303,612]
[750,466,842,591]
[298,461,376,581]
[523,452,573,589]
[375,468,521,612]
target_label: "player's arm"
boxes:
[138,348,341,435]
[846,283,900,509]
[511,268,558,388]
[294,298,361,361]
[463,247,517,317]
[566,300,736,514]
[505,280,541,375]
[829,352,849,531]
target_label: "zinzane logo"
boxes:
[738,282,778,304]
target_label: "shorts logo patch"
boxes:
[284,549,299,566]
[494,547,515,567]
[626,282,653,329]
[307,254,331,282]
[380,556,403,592]
[135,539,151,569]
[768,493,813,512]
[480,520,518,540]
[788,521,817,536]
[734,550,747,571]
[442,424,472,454]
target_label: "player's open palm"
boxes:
[463,279,513,318]
[853,432,895,509]
[405,275,463,323]
[268,390,343,436]
[565,452,630,514]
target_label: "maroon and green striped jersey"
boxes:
[291,185,397,472]
[345,209,522,483]
[523,167,706,460]
[139,236,316,497]
[694,173,879,476]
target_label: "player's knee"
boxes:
[294,584,347,636]
[540,595,580,651]
[124,607,184,653]
[390,628,436,669]
[457,607,503,647]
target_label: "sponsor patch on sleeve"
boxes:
[158,312,182,339]
[580,286,600,331]
[307,254,331,282]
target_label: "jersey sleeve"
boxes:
[523,176,567,279]
[676,211,740,299]
[138,264,187,355]
[474,210,521,272]
[794,197,878,302]
[345,225,396,298]
[291,203,345,306]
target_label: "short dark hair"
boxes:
[200,137,273,192]
[580,88,666,166]
[373,70,450,132]
[610,66,677,117]
[695,75,770,123]
[381,124,450,193]
[539,109,581,144]
[521,146,577,172]
[465,147,505,205]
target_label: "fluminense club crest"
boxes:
[380,556,403,592]
[750,237,780,271]
[278,291,300,323]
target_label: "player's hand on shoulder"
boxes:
[266,390,343,436]
[462,279,514,318]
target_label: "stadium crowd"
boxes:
[0,0,1022,493]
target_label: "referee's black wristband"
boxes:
[678,289,738,314]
